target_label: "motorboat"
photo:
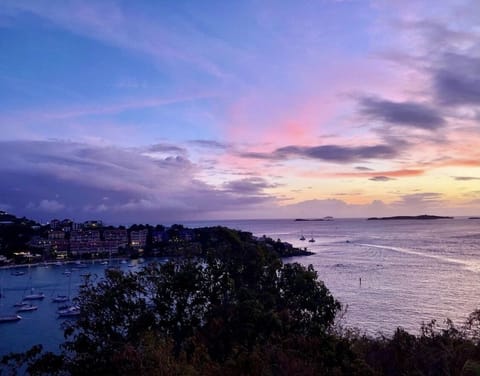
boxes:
[17,304,38,312]
[58,305,80,318]
[0,314,21,323]
[52,295,69,303]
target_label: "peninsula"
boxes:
[0,211,312,266]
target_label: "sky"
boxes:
[0,0,479,224]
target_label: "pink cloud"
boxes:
[336,169,425,178]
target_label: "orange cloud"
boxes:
[437,159,480,168]
[335,169,425,179]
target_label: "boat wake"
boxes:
[359,243,480,274]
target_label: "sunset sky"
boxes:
[1,0,479,223]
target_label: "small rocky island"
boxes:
[294,217,333,222]
[367,215,454,221]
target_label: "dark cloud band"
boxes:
[360,97,445,129]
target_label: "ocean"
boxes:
[1,217,479,355]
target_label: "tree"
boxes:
[3,233,342,375]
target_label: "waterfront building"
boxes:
[103,229,128,254]
[48,230,69,257]
[70,230,102,255]
[130,229,148,249]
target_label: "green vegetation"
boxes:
[0,211,41,260]
[1,231,344,375]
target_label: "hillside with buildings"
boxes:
[0,212,310,265]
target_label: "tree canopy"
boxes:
[2,230,345,375]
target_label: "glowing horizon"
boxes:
[0,0,479,223]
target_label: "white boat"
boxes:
[23,290,45,300]
[53,269,73,304]
[52,295,69,303]
[22,266,46,301]
[17,304,38,312]
[0,272,22,323]
[58,305,80,317]
[0,314,22,323]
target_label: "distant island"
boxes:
[367,215,454,221]
[295,216,333,222]
[469,217,480,219]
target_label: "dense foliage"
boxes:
[1,227,343,375]
[2,227,480,375]
[0,212,41,259]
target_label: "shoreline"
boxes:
[0,258,130,271]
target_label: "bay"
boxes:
[1,217,479,355]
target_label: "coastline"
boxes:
[0,258,129,271]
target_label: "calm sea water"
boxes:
[1,218,479,355]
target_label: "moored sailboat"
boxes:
[0,271,22,323]
[23,289,45,300]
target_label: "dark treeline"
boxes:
[2,226,480,375]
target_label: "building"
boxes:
[70,229,102,255]
[152,229,168,243]
[130,229,148,249]
[103,229,128,255]
[72,222,83,231]
[48,230,69,257]
[49,219,61,230]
